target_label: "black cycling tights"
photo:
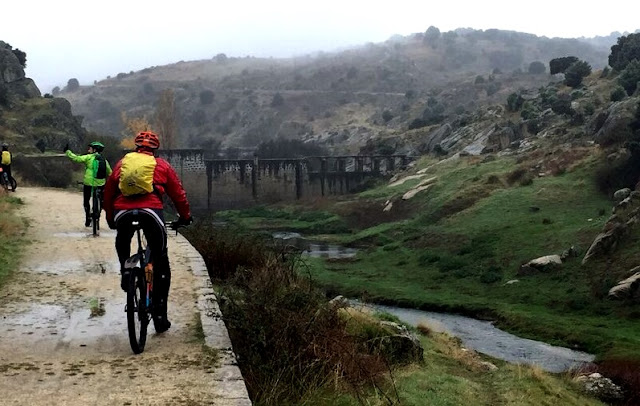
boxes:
[83,185,104,219]
[115,209,171,317]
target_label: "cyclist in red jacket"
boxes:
[103,131,192,333]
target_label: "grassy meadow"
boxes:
[217,148,640,362]
[0,195,26,288]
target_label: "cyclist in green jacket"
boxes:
[64,141,113,227]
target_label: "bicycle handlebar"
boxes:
[165,220,190,235]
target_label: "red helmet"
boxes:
[134,131,160,149]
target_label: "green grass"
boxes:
[304,331,603,406]
[0,196,27,289]
[225,154,640,362]
[217,206,350,234]
[305,156,640,359]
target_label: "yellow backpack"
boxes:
[1,151,11,165]
[118,152,157,196]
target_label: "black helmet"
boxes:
[1,143,8,151]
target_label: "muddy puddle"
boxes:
[272,232,357,259]
[53,231,117,238]
[0,300,127,350]
[27,260,120,275]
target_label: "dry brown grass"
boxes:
[0,199,23,237]
[183,221,402,405]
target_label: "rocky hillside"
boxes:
[58,28,620,155]
[0,41,86,154]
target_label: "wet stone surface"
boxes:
[0,187,250,405]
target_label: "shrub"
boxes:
[521,102,539,120]
[564,60,591,88]
[584,103,595,116]
[551,95,573,115]
[608,32,640,71]
[408,118,427,130]
[526,118,543,134]
[474,75,485,84]
[618,59,640,96]
[66,78,79,92]
[528,61,546,74]
[480,266,503,284]
[182,223,401,404]
[549,56,579,74]
[506,93,524,111]
[611,86,627,102]
[506,167,534,186]
[381,110,394,122]
[199,90,215,105]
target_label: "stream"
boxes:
[272,231,357,258]
[360,302,595,373]
[271,231,594,372]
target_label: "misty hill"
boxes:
[58,28,617,154]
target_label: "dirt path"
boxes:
[0,187,250,405]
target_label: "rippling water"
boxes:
[272,232,357,259]
[360,302,595,373]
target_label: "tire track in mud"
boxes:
[0,187,250,405]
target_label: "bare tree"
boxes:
[155,89,178,149]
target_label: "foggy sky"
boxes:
[2,0,639,93]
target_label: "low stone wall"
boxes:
[173,233,252,405]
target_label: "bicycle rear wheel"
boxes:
[9,176,16,191]
[127,268,149,354]
[92,191,100,236]
[1,173,8,192]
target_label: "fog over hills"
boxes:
[54,28,624,156]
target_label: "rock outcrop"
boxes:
[608,270,640,300]
[519,254,562,275]
[575,373,624,402]
[582,191,640,264]
[0,41,40,102]
[592,99,637,146]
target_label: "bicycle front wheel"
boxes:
[127,268,149,354]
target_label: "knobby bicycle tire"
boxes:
[9,176,16,191]
[127,268,149,354]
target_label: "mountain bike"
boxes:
[91,186,102,236]
[0,169,16,192]
[0,167,8,193]
[77,182,102,236]
[124,211,184,354]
